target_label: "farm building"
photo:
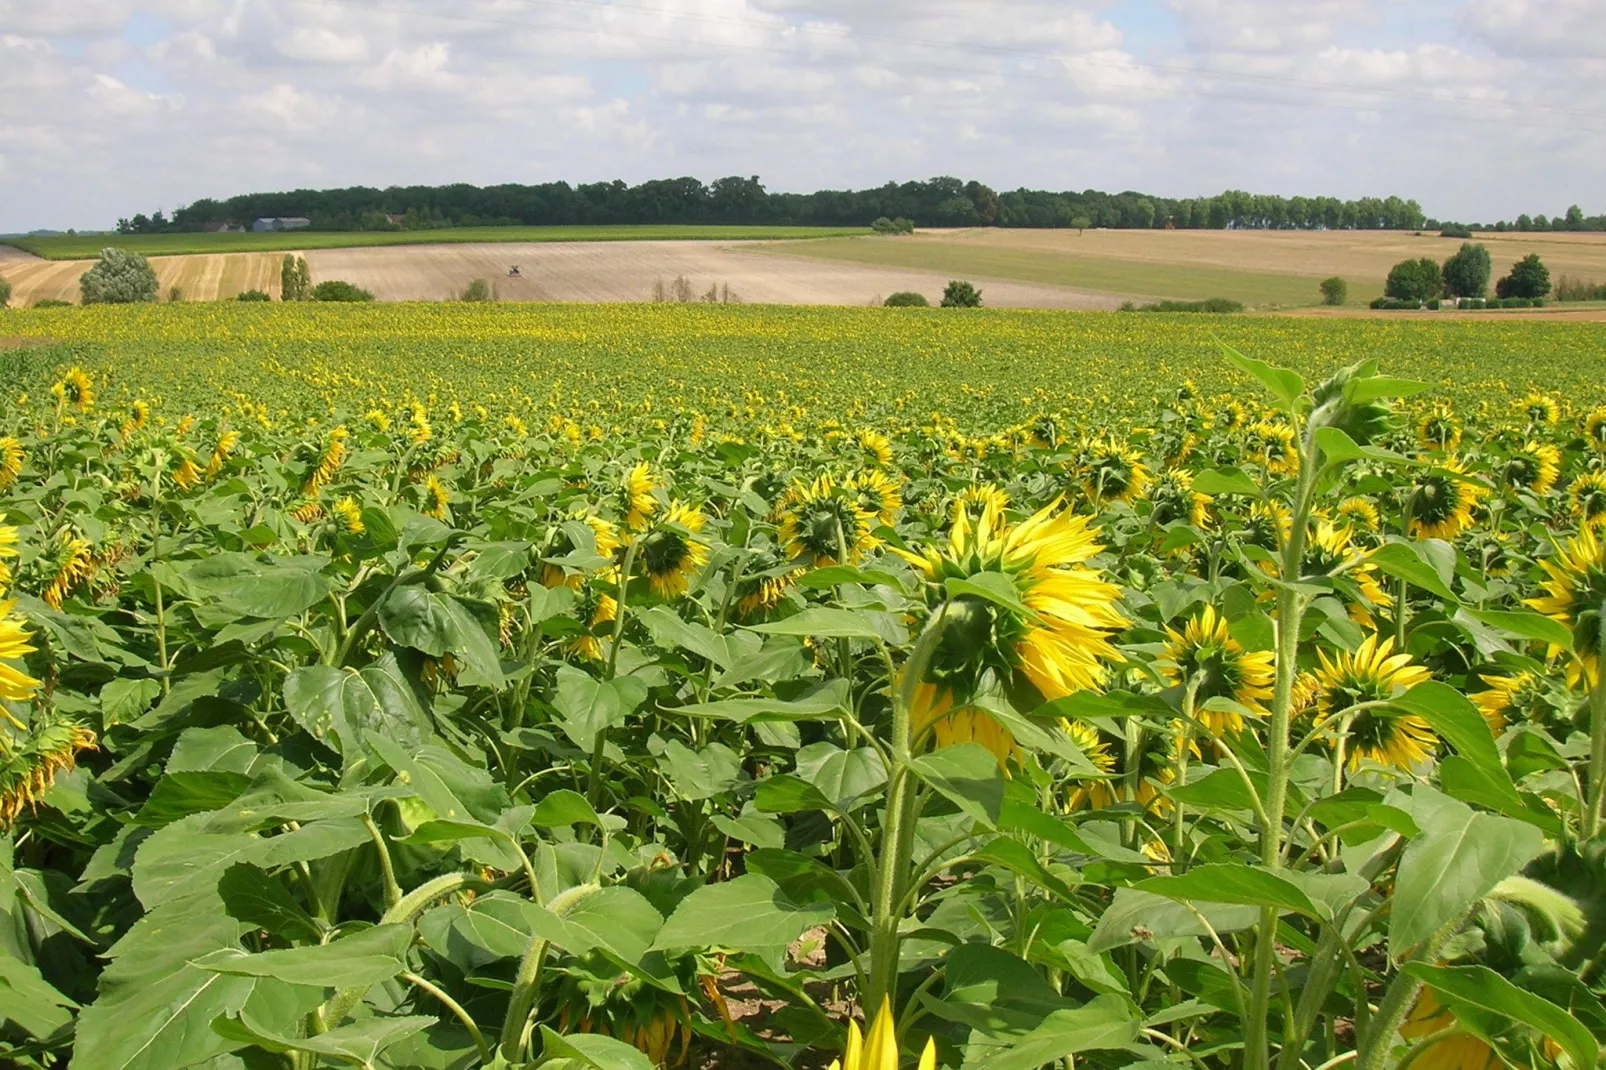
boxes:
[252,217,312,232]
[203,222,246,233]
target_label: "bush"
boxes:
[1119,298,1245,314]
[1319,277,1347,306]
[1555,275,1606,301]
[940,280,982,308]
[884,291,930,307]
[461,279,495,302]
[1441,242,1491,298]
[1384,257,1443,302]
[1496,254,1551,299]
[0,276,10,308]
[168,286,185,303]
[1426,299,1441,310]
[237,290,271,302]
[311,280,375,303]
[1439,223,1473,238]
[80,247,159,305]
[1532,297,1546,308]
[1369,297,1387,310]
[33,298,72,308]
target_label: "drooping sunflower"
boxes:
[1568,472,1606,530]
[1,716,98,831]
[1161,606,1274,734]
[1499,440,1562,497]
[304,425,350,495]
[0,526,17,592]
[206,428,240,478]
[1240,499,1293,556]
[1337,496,1382,535]
[731,546,798,620]
[1306,519,1390,627]
[846,468,901,527]
[1315,634,1435,770]
[1212,399,1247,433]
[171,453,204,491]
[776,474,879,567]
[639,502,709,599]
[1409,462,1486,541]
[332,496,365,535]
[1246,421,1300,477]
[119,399,150,441]
[1525,524,1606,689]
[897,497,1128,703]
[0,437,21,490]
[566,586,619,661]
[908,683,1019,768]
[1415,404,1462,453]
[621,462,659,531]
[1518,391,1560,427]
[857,429,893,467]
[59,367,94,412]
[1080,439,1150,505]
[1472,672,1551,733]
[422,474,450,520]
[1147,468,1211,529]
[41,530,95,610]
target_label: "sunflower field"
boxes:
[1,303,1606,1070]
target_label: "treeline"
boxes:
[117,175,1442,234]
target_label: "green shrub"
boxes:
[237,290,272,302]
[312,280,375,303]
[460,279,495,302]
[0,275,10,308]
[80,247,159,304]
[1439,223,1473,238]
[1384,257,1443,302]
[1555,275,1606,301]
[33,298,72,308]
[1319,277,1347,306]
[1120,298,1245,314]
[1369,297,1387,310]
[940,280,982,308]
[1427,298,1441,310]
[884,291,930,307]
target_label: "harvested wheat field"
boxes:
[301,239,1119,308]
[0,246,286,305]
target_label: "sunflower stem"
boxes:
[591,539,639,810]
[1586,608,1606,839]
[149,463,170,697]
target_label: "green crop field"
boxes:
[3,224,870,260]
[3,301,1606,1070]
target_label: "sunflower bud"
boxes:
[1309,360,1394,448]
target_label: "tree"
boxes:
[311,280,375,302]
[0,275,10,309]
[1319,277,1347,306]
[1441,242,1492,298]
[79,248,159,304]
[1383,258,1443,303]
[884,291,929,307]
[1496,254,1551,299]
[1071,215,1092,235]
[1564,204,1585,231]
[940,280,982,308]
[281,255,311,301]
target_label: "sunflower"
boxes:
[955,484,1009,524]
[119,399,150,441]
[171,454,204,490]
[732,547,798,619]
[831,998,936,1070]
[1026,415,1059,449]
[639,502,708,599]
[1518,392,1560,427]
[1584,407,1606,452]
[1147,468,1211,529]
[1,716,98,831]
[206,428,240,478]
[1241,499,1293,555]
[897,497,1127,703]
[857,429,893,467]
[621,462,659,531]
[1409,463,1485,541]
[846,468,901,526]
[1499,441,1561,497]
[1470,530,1519,578]
[777,474,879,567]
[59,367,94,411]
[1315,634,1435,769]
[41,530,95,610]
[1472,672,1550,733]
[423,475,450,520]
[407,402,432,446]
[0,438,21,490]
[1080,439,1150,505]
[909,684,1018,768]
[1212,399,1247,433]
[1398,988,1504,1070]
[566,587,619,661]
[304,425,350,494]
[1525,524,1606,689]
[332,496,365,535]
[1306,520,1390,627]
[1290,671,1321,717]
[1416,404,1462,452]
[0,603,41,702]
[1065,724,1177,814]
[0,526,17,592]
[1568,472,1606,530]
[1337,497,1381,534]
[290,500,323,525]
[1161,606,1274,733]
[1246,421,1300,477]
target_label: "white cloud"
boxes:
[1462,0,1606,58]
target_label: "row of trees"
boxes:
[1439,205,1606,233]
[1383,244,1553,303]
[116,177,1437,234]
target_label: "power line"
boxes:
[280,0,1606,134]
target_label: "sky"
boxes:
[1,0,1603,232]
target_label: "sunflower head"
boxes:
[1080,439,1150,505]
[58,367,94,411]
[40,530,94,610]
[1518,392,1560,427]
[422,475,450,520]
[1569,472,1606,530]
[1473,671,1554,733]
[846,468,901,527]
[1337,497,1381,535]
[1499,441,1561,496]
[857,429,893,467]
[1316,634,1436,769]
[1245,421,1300,477]
[1162,605,1273,732]
[332,496,365,535]
[0,437,23,490]
[898,498,1127,704]
[1310,360,1395,448]
[621,462,660,531]
[1584,407,1606,453]
[1409,463,1485,541]
[1147,468,1210,529]
[639,502,708,599]
[777,474,879,567]
[0,602,41,703]
[1213,400,1247,433]
[1,717,97,831]
[1416,404,1462,453]
[1525,524,1606,689]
